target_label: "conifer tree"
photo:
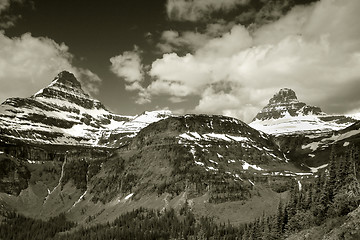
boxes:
[327,146,337,203]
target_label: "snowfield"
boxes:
[250,114,353,135]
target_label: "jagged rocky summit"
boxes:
[250,88,356,135]
[0,71,171,147]
[33,71,106,109]
[253,88,324,121]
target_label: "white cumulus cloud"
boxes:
[144,0,360,122]
[110,46,144,91]
[0,31,102,102]
[109,46,151,104]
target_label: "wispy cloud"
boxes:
[0,0,11,13]
[76,68,102,95]
[157,30,210,53]
[253,0,294,26]
[0,0,26,28]
[157,21,235,53]
[166,0,250,22]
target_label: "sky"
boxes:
[0,0,360,123]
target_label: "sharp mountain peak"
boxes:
[250,88,357,135]
[53,71,82,89]
[26,70,109,112]
[0,71,172,147]
[269,88,299,104]
[252,88,324,122]
[33,70,89,100]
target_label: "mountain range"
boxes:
[1,71,360,239]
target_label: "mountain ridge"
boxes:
[250,88,356,135]
[253,88,325,122]
[0,113,296,226]
[0,71,171,147]
[32,70,106,110]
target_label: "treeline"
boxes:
[240,145,360,239]
[0,212,75,240]
[55,207,243,240]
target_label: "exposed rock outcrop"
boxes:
[250,88,356,135]
[253,88,324,121]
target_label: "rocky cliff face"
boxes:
[91,114,290,204]
[33,71,106,110]
[0,152,30,195]
[250,88,356,135]
[0,71,171,147]
[130,114,285,163]
[253,88,324,121]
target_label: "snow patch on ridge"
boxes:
[179,132,250,143]
[302,142,321,151]
[336,130,360,141]
[195,161,204,166]
[209,159,218,165]
[124,193,134,200]
[242,161,263,171]
[308,164,328,173]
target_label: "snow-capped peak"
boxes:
[250,88,356,135]
[253,88,324,122]
[133,110,172,123]
[0,71,171,147]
